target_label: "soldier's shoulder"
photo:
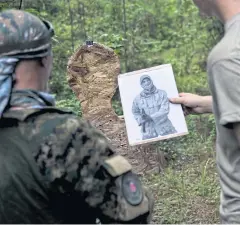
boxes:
[35,107,111,146]
[14,107,107,146]
[34,109,114,178]
[34,107,99,135]
[33,108,113,159]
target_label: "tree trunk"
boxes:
[67,0,75,52]
[122,0,128,72]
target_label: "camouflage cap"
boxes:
[0,9,54,58]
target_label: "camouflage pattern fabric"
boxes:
[0,108,154,223]
[10,89,55,109]
[0,9,54,117]
[0,57,19,117]
[0,9,54,58]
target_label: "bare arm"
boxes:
[169,93,213,115]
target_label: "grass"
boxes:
[141,115,220,224]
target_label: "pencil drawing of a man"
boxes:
[132,75,177,140]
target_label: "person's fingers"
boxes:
[178,92,187,97]
[169,97,185,104]
[169,92,190,104]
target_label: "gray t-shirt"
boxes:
[207,13,240,223]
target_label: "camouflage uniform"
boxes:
[0,10,154,224]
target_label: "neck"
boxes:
[14,72,47,91]
[215,1,240,23]
[15,61,47,91]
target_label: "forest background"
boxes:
[2,0,224,223]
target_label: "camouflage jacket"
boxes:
[0,107,154,224]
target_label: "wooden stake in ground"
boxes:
[67,42,168,174]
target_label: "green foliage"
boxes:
[143,153,220,223]
[3,0,223,223]
[112,99,123,116]
[18,0,223,102]
[55,93,82,117]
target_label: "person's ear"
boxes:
[41,54,53,67]
[41,56,48,68]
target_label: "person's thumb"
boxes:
[169,97,185,104]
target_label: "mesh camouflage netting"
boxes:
[67,42,168,175]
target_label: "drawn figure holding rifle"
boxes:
[132,75,176,140]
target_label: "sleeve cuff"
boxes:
[220,112,240,126]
